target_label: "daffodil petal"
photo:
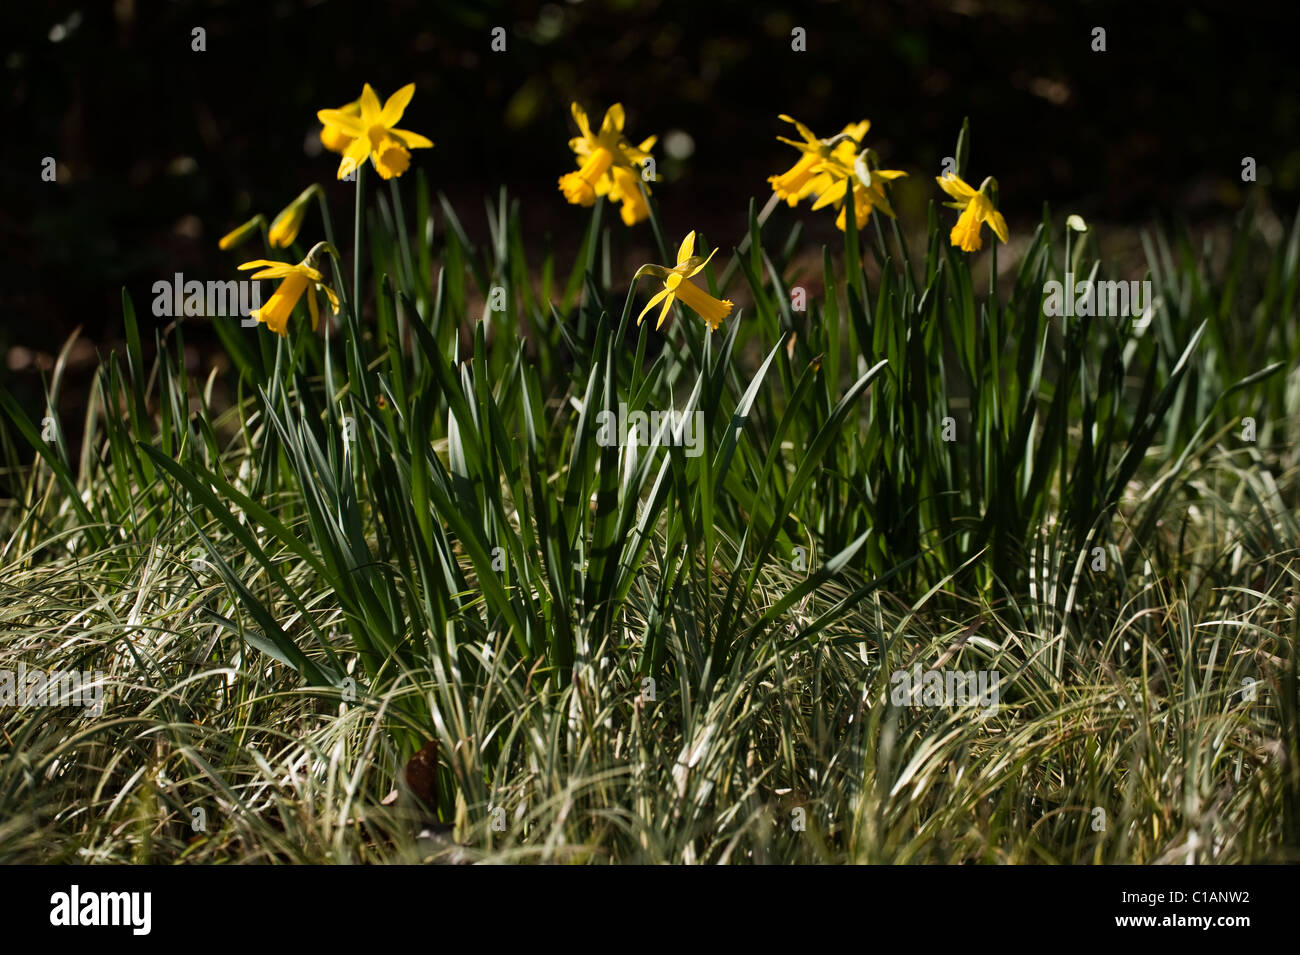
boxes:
[359,83,382,122]
[390,128,433,149]
[676,231,696,265]
[571,102,592,140]
[246,266,299,280]
[655,291,676,330]
[318,109,366,135]
[779,115,819,146]
[339,137,369,179]
[986,208,1009,243]
[686,246,718,278]
[936,173,977,201]
[842,120,871,141]
[379,83,415,126]
[811,178,848,210]
[637,287,670,326]
[775,135,813,151]
[600,103,625,136]
[321,284,341,313]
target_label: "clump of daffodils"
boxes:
[768,115,868,207]
[936,173,1008,252]
[768,115,906,231]
[317,83,433,180]
[634,231,733,332]
[558,102,658,226]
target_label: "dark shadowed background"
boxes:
[3,0,1299,410]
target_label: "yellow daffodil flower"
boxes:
[268,184,321,248]
[559,102,657,225]
[811,155,908,231]
[935,173,1008,252]
[608,161,654,226]
[634,231,733,332]
[768,116,870,207]
[237,244,340,336]
[218,214,265,251]
[319,99,360,154]
[316,83,433,181]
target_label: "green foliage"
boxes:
[1,163,1298,863]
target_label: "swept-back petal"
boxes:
[390,127,433,149]
[637,287,671,325]
[841,119,871,141]
[339,137,370,179]
[654,292,676,329]
[380,83,416,126]
[600,103,626,135]
[676,231,697,265]
[319,284,341,313]
[936,173,977,201]
[810,177,848,210]
[245,266,299,280]
[570,102,592,140]
[686,246,719,278]
[778,114,819,146]
[306,287,320,330]
[359,83,382,122]
[985,208,1009,243]
[317,109,366,135]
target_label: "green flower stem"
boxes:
[390,178,416,297]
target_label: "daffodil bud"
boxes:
[268,185,320,249]
[217,215,265,251]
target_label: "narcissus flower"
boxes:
[811,153,908,231]
[634,231,733,332]
[316,84,433,180]
[559,102,657,225]
[268,184,321,249]
[768,116,870,207]
[237,244,340,336]
[936,173,1008,252]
